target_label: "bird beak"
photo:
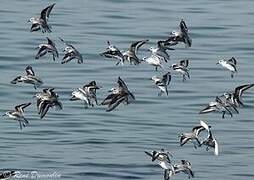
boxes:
[2,114,6,116]
[216,62,219,64]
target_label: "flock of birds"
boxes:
[1,3,254,180]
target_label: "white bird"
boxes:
[143,54,164,71]
[152,72,171,96]
[28,3,55,33]
[200,121,219,156]
[171,60,190,81]
[217,57,237,78]
[169,19,192,48]
[3,103,31,130]
[35,37,59,61]
[59,37,83,64]
[149,41,174,63]
[11,66,43,89]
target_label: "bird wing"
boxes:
[25,65,35,76]
[40,3,55,20]
[162,72,171,85]
[117,77,128,91]
[46,37,56,47]
[179,19,188,32]
[227,57,237,65]
[234,84,254,98]
[180,136,190,146]
[129,39,149,54]
[15,102,31,113]
[40,102,52,119]
[35,45,47,59]
[179,60,189,68]
[214,138,219,156]
[106,95,126,112]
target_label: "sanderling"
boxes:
[145,149,173,163]
[199,96,233,118]
[173,160,194,179]
[35,37,59,61]
[143,53,164,71]
[199,121,219,156]
[59,37,83,64]
[123,39,149,65]
[28,3,55,33]
[179,120,210,149]
[152,72,171,96]
[3,103,31,130]
[217,57,237,78]
[168,19,192,47]
[100,41,124,65]
[11,65,43,89]
[35,88,62,119]
[148,40,174,63]
[101,77,135,112]
[70,81,100,107]
[171,60,190,81]
[223,84,254,107]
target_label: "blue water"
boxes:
[1,0,254,179]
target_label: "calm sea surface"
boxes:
[1,0,254,179]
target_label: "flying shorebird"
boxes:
[172,160,194,179]
[35,88,62,119]
[171,60,190,81]
[143,54,164,71]
[123,39,149,65]
[179,120,210,149]
[35,37,59,61]
[70,81,100,107]
[217,57,237,78]
[199,96,233,118]
[3,103,31,130]
[168,19,192,48]
[151,72,171,96]
[59,37,83,64]
[28,3,56,33]
[199,120,219,156]
[148,40,174,63]
[223,84,254,107]
[101,77,135,112]
[100,41,124,65]
[11,65,43,89]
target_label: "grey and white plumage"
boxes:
[172,160,194,179]
[149,40,174,63]
[100,41,124,65]
[143,54,164,71]
[199,121,219,156]
[28,3,55,33]
[3,103,31,130]
[70,81,100,107]
[199,96,233,118]
[59,37,83,64]
[145,149,173,164]
[171,60,190,81]
[0,171,16,179]
[35,88,62,119]
[217,57,237,78]
[179,121,208,149]
[169,19,192,48]
[223,84,254,107]
[101,77,135,112]
[152,72,171,96]
[145,149,174,180]
[11,66,43,89]
[35,37,59,61]
[123,39,149,65]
